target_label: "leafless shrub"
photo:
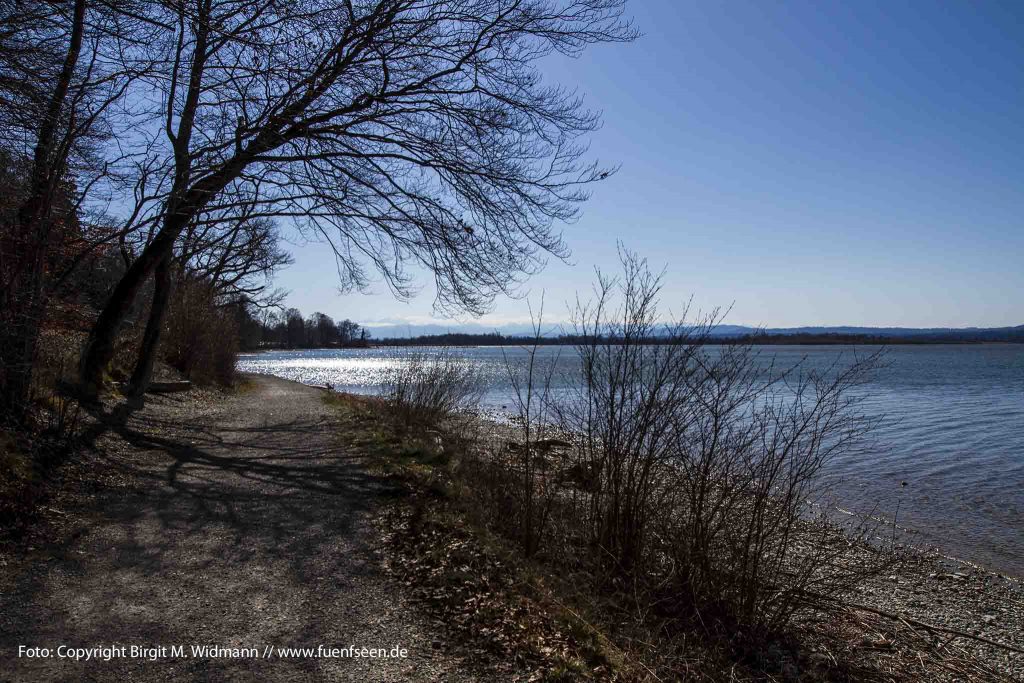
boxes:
[658,346,888,636]
[558,250,888,636]
[450,249,893,658]
[492,303,565,555]
[161,278,239,386]
[558,251,720,575]
[555,250,891,641]
[383,351,484,429]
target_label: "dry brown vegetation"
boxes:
[334,393,1019,681]
[338,253,1020,681]
[383,351,484,430]
[161,278,240,387]
[0,319,84,533]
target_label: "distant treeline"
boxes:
[241,309,369,351]
[374,329,1024,347]
[733,333,970,345]
[376,332,569,347]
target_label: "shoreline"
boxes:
[239,340,1024,354]
[7,371,1017,680]
[265,372,1024,582]
[317,381,1024,680]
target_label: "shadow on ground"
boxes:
[0,375,474,682]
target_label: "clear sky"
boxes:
[275,0,1024,331]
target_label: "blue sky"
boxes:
[276,0,1024,331]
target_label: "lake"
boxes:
[237,344,1024,577]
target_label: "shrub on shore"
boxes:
[382,351,484,429]
[381,250,898,674]
[537,253,890,645]
[162,279,239,387]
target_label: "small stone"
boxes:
[859,636,893,649]
[982,615,997,624]
[807,653,830,667]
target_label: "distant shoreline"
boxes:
[372,333,1023,347]
[243,336,1023,351]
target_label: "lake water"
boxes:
[237,344,1024,577]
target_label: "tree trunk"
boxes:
[127,253,172,398]
[78,162,251,398]
[0,0,87,420]
[78,222,181,400]
[77,0,266,400]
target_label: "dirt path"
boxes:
[0,375,478,682]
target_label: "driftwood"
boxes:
[146,381,192,394]
[506,438,573,453]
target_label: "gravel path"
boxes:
[0,375,479,682]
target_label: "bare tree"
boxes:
[78,0,636,398]
[0,0,89,417]
[178,212,293,302]
[284,307,305,349]
[336,318,361,344]
[0,0,159,415]
[126,204,292,396]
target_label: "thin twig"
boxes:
[836,599,1024,655]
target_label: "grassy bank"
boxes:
[323,387,1023,682]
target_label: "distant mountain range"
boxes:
[710,324,1024,340]
[367,322,1024,342]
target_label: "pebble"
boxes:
[806,652,830,667]
[852,548,1023,681]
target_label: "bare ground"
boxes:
[0,374,480,682]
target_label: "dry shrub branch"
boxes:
[387,250,904,677]
[384,351,484,430]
